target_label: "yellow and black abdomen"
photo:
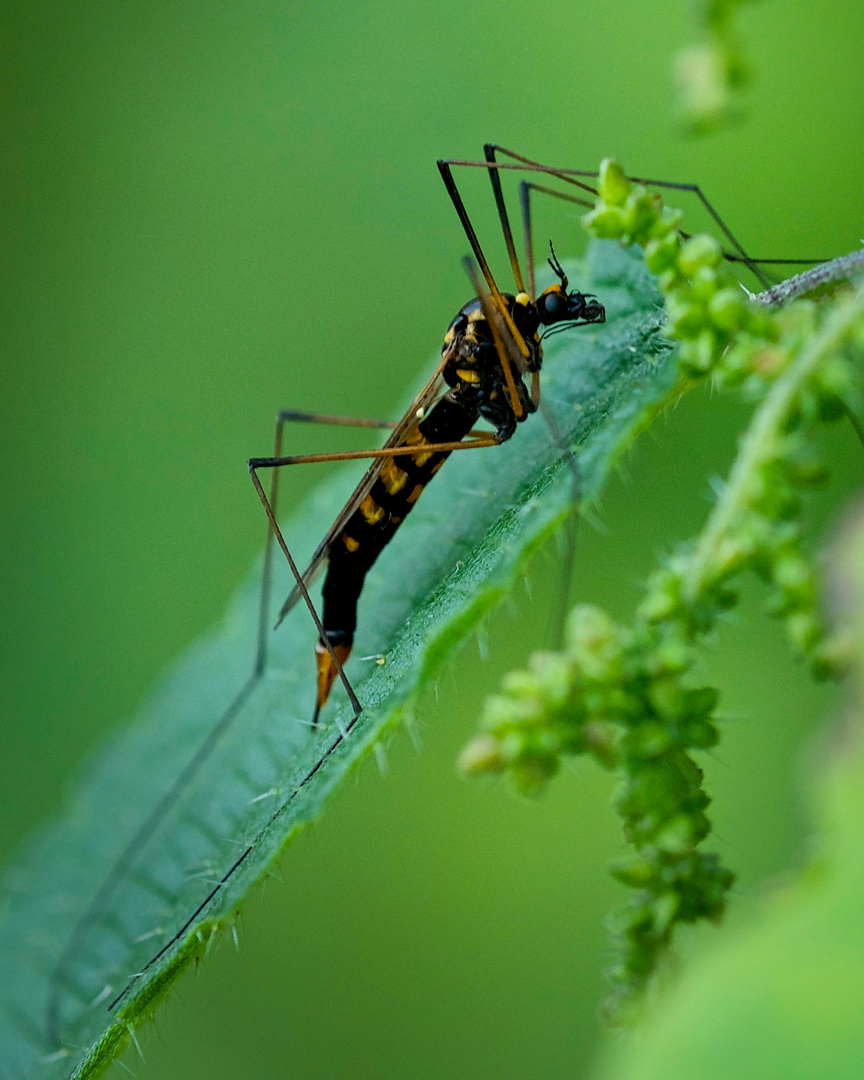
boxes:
[314,292,539,712]
[319,393,478,652]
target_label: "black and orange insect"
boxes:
[248,147,609,726]
[247,144,811,727]
[45,148,830,1046]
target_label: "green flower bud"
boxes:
[782,452,829,488]
[695,327,720,369]
[773,434,826,482]
[644,233,681,274]
[538,728,563,754]
[599,685,639,722]
[771,553,813,598]
[624,722,672,760]
[666,291,706,338]
[500,730,527,763]
[647,678,685,721]
[654,813,705,854]
[582,721,620,768]
[624,189,663,246]
[597,158,631,207]
[481,693,541,732]
[566,605,623,681]
[647,633,693,676]
[528,650,574,707]
[582,204,628,240]
[651,891,680,935]
[457,733,505,776]
[746,470,801,519]
[708,287,749,331]
[500,669,544,700]
[680,717,719,749]
[610,854,659,887]
[678,234,723,276]
[809,641,844,682]
[674,42,734,135]
[659,266,686,293]
[786,610,822,653]
[691,265,719,302]
[677,334,715,376]
[683,686,720,717]
[814,631,853,677]
[638,568,684,624]
[710,535,751,580]
[512,755,558,795]
[648,206,684,240]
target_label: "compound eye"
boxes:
[538,289,566,322]
[567,291,586,315]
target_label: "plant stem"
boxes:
[755,250,864,308]
[683,287,864,602]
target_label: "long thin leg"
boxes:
[460,255,530,421]
[437,158,533,388]
[444,149,835,643]
[517,178,836,300]
[443,150,832,289]
[511,162,839,646]
[250,437,497,470]
[450,165,593,646]
[483,143,527,295]
[511,183,589,643]
[514,174,728,642]
[250,432,498,716]
[519,181,594,299]
[250,465,363,717]
[276,409,398,431]
[489,145,779,286]
[272,409,490,443]
[255,409,404,679]
[515,145,834,268]
[541,401,582,649]
[254,408,438,717]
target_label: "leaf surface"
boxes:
[0,241,677,1079]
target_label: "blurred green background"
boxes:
[2,0,864,1076]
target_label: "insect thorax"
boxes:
[441,293,542,392]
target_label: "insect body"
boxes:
[311,279,605,719]
[249,143,808,728]
[47,150,833,1048]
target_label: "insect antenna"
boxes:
[547,241,568,286]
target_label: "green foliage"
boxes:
[594,506,864,1080]
[460,160,864,1021]
[673,0,757,135]
[0,242,681,1080]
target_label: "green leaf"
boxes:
[591,506,864,1080]
[0,241,678,1080]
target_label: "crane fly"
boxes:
[248,143,823,728]
[248,146,613,727]
[46,145,831,1046]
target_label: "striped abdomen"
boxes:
[320,393,477,654]
[313,291,541,716]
